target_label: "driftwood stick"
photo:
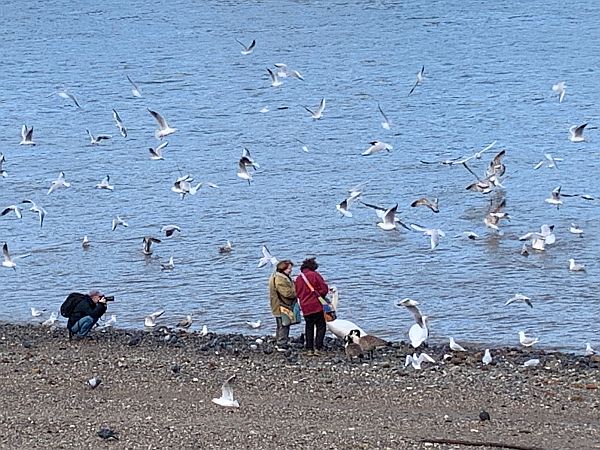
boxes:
[420,437,546,450]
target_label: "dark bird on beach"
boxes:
[347,329,388,360]
[479,410,491,422]
[127,333,143,346]
[87,377,102,389]
[343,334,363,361]
[97,427,119,440]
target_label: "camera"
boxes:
[103,295,115,302]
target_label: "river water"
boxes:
[1,0,599,351]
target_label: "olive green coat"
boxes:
[269,271,297,316]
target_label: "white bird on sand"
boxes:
[449,337,466,352]
[2,242,30,270]
[47,172,71,195]
[126,75,142,98]
[303,98,326,119]
[112,109,128,138]
[568,258,586,272]
[212,375,240,408]
[95,175,114,191]
[111,216,128,231]
[144,310,165,327]
[482,349,492,365]
[20,125,35,145]
[569,123,587,142]
[200,325,209,336]
[177,315,193,329]
[21,200,46,228]
[236,38,256,55]
[505,294,533,308]
[149,142,168,160]
[585,343,596,356]
[82,235,91,249]
[362,141,393,156]
[258,245,278,268]
[405,352,435,370]
[161,256,175,271]
[408,65,425,96]
[552,81,566,103]
[87,377,102,389]
[57,90,82,108]
[519,331,539,347]
[523,358,540,367]
[31,307,45,317]
[98,314,117,330]
[410,223,445,250]
[1,205,23,219]
[246,320,261,329]
[42,312,58,327]
[86,129,111,145]
[266,68,282,87]
[377,103,391,130]
[148,108,177,139]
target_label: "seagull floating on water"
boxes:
[31,307,45,317]
[246,320,261,329]
[569,223,583,237]
[568,258,586,272]
[161,256,175,271]
[95,175,114,191]
[219,241,233,254]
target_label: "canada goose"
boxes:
[343,334,363,361]
[348,329,388,360]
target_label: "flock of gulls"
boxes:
[1,34,599,399]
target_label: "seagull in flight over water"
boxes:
[20,125,35,145]
[21,200,47,228]
[148,108,177,139]
[126,75,142,98]
[408,66,425,96]
[236,38,256,55]
[303,98,326,119]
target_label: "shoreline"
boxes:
[0,322,599,449]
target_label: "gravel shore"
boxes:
[0,323,599,450]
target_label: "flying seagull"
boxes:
[142,236,161,255]
[258,245,278,268]
[236,38,256,55]
[111,216,129,231]
[86,129,111,145]
[21,200,47,228]
[126,75,142,98]
[266,68,282,87]
[20,125,35,145]
[552,81,566,103]
[212,375,240,408]
[408,66,425,96]
[569,123,587,142]
[303,98,326,119]
[377,103,391,130]
[149,142,168,160]
[47,172,71,195]
[57,90,82,109]
[112,109,128,138]
[2,242,30,270]
[148,108,177,139]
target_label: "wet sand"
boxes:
[0,323,599,449]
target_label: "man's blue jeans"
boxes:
[70,316,94,337]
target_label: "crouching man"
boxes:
[64,290,109,340]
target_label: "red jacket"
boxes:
[294,269,329,316]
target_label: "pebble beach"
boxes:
[0,323,599,449]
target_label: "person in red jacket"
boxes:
[295,257,329,355]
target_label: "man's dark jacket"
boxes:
[67,295,107,330]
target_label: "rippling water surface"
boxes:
[1,0,599,351]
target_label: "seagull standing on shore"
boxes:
[397,298,429,348]
[144,310,165,327]
[519,331,539,347]
[148,108,177,139]
[449,337,466,352]
[42,312,58,326]
[20,125,35,145]
[405,352,435,369]
[482,349,492,365]
[212,375,240,408]
[585,343,596,356]
[177,315,193,329]
[31,307,45,317]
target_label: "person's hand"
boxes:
[98,297,107,304]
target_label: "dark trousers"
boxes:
[275,317,290,344]
[304,312,326,350]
